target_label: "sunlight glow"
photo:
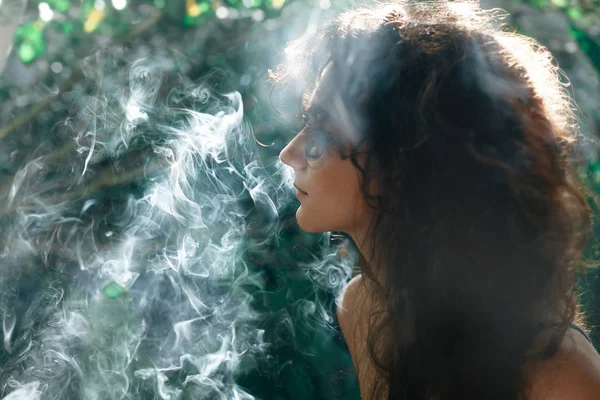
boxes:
[112,0,127,11]
[39,3,54,22]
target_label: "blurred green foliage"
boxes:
[1,0,599,398]
[10,0,598,67]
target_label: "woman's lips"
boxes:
[294,184,308,195]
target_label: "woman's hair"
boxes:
[269,1,599,399]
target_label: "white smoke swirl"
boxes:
[0,49,324,399]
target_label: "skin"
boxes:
[523,328,600,400]
[279,61,386,398]
[278,62,375,251]
[279,63,600,400]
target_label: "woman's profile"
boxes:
[271,0,600,399]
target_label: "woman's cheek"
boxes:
[294,191,340,233]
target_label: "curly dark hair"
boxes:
[269,1,599,399]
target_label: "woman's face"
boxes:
[279,64,375,238]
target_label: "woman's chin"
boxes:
[296,208,328,233]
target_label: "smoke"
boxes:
[0,46,355,399]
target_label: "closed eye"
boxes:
[304,128,335,160]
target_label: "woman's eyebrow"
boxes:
[304,103,331,122]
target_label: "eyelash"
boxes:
[303,120,334,160]
[305,130,333,160]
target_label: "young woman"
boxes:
[272,1,600,399]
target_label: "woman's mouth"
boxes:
[294,184,308,196]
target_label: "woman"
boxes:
[272,1,600,399]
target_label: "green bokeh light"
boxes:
[567,7,583,20]
[18,42,37,63]
[103,281,127,298]
[551,0,568,8]
[47,0,71,13]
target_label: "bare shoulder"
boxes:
[525,328,600,400]
[336,274,386,399]
[336,274,366,329]
[336,274,377,342]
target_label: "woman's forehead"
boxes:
[313,62,337,101]
[307,63,363,145]
[303,62,336,112]
[307,65,350,120]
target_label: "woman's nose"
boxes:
[279,133,305,170]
